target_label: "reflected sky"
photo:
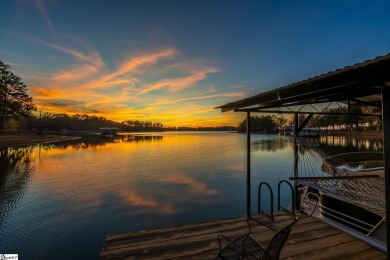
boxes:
[0,133,383,259]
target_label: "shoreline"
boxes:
[0,132,81,149]
[0,130,383,149]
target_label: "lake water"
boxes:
[0,132,383,259]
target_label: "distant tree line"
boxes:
[300,106,381,131]
[237,106,381,133]
[165,126,236,131]
[26,113,120,131]
[22,112,236,132]
[24,113,164,132]
[237,115,286,133]
[122,120,164,131]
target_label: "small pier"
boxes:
[99,212,386,259]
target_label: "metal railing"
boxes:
[258,182,274,218]
[278,180,295,215]
[258,180,296,218]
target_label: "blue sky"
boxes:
[1,0,389,126]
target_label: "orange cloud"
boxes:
[111,48,178,78]
[32,87,69,99]
[50,64,100,82]
[84,78,138,90]
[137,67,218,96]
[85,48,178,90]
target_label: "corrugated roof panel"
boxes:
[217,53,390,112]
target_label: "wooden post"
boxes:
[294,113,300,211]
[382,86,390,256]
[294,114,299,177]
[246,111,251,217]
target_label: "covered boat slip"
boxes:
[216,53,390,255]
[100,212,386,259]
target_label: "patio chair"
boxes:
[216,214,301,260]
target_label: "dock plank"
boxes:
[100,212,386,259]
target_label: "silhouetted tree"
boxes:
[272,115,287,129]
[237,115,277,133]
[0,61,35,130]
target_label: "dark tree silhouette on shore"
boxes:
[237,115,281,133]
[0,61,36,130]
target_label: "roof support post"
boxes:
[382,86,390,255]
[246,111,251,217]
[348,100,351,114]
[293,113,300,210]
[294,113,299,178]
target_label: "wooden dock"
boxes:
[99,212,386,259]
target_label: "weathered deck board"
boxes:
[99,212,386,259]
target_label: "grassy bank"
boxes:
[0,131,81,149]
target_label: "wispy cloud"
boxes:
[33,0,56,34]
[136,67,218,96]
[43,42,104,82]
[153,92,246,105]
[107,48,178,80]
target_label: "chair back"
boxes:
[264,214,301,260]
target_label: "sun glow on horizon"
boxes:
[22,43,245,127]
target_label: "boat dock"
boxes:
[99,211,386,259]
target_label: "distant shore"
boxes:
[0,132,81,149]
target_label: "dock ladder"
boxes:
[258,180,295,219]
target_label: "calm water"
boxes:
[0,132,383,259]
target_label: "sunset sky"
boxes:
[1,0,390,127]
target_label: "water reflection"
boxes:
[252,136,292,152]
[118,189,175,214]
[118,134,163,143]
[316,136,383,157]
[0,147,34,225]
[251,135,383,157]
[0,133,384,259]
[36,134,164,151]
